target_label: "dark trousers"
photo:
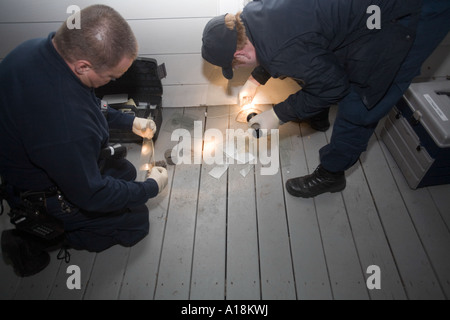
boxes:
[47,158,149,252]
[320,0,450,172]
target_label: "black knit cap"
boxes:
[201,14,237,80]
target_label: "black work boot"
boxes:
[305,109,330,132]
[1,229,50,277]
[286,165,346,198]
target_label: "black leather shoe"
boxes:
[1,229,50,277]
[286,165,346,198]
[305,109,330,132]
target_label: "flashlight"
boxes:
[100,144,127,159]
[247,112,261,139]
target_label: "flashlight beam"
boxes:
[138,137,155,181]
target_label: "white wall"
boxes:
[0,0,300,107]
[0,0,448,108]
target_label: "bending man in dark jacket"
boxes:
[202,0,450,197]
[0,5,168,276]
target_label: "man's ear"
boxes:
[233,40,256,64]
[234,50,252,66]
[234,50,251,61]
[73,60,93,75]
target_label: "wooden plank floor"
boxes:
[1,105,450,300]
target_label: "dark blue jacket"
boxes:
[0,33,159,212]
[241,0,423,121]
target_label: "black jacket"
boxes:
[241,0,423,121]
[0,33,159,212]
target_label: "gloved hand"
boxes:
[147,166,168,193]
[248,108,282,137]
[239,77,260,107]
[133,117,157,140]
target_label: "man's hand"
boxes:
[239,76,260,107]
[147,166,168,193]
[133,117,157,139]
[248,108,282,137]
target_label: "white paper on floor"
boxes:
[224,132,256,165]
[208,164,230,179]
[239,165,253,177]
[208,131,257,179]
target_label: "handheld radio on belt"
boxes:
[1,175,65,240]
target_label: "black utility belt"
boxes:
[9,187,69,240]
[20,187,58,204]
[18,186,72,213]
[13,184,57,196]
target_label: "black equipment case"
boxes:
[381,80,450,189]
[95,57,166,142]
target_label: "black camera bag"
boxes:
[95,57,166,142]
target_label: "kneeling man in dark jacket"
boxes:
[0,5,168,276]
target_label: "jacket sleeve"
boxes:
[29,134,159,213]
[106,106,135,131]
[270,33,350,122]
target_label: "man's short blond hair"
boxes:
[54,4,138,72]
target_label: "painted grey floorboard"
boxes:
[154,107,205,300]
[279,120,333,300]
[189,105,229,299]
[225,105,261,300]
